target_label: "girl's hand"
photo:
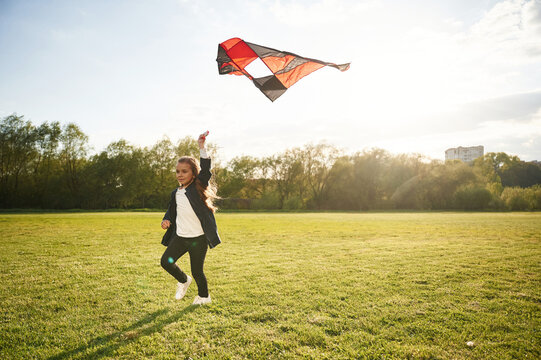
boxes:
[198,130,209,149]
[161,220,171,229]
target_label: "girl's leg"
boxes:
[160,235,190,283]
[187,235,209,297]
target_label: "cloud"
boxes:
[467,106,541,160]
[270,0,377,27]
[425,90,541,131]
[360,105,541,161]
[380,0,541,108]
[464,0,541,64]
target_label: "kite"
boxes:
[216,37,350,102]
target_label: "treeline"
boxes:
[2,114,541,211]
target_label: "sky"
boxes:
[1,0,540,162]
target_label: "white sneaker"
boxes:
[192,295,211,305]
[175,276,192,300]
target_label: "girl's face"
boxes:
[176,162,194,187]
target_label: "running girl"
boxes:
[160,131,221,305]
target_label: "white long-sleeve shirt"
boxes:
[175,148,209,238]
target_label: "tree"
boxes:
[216,156,259,198]
[0,114,38,206]
[326,156,357,210]
[147,137,177,208]
[500,161,541,188]
[383,153,427,200]
[391,160,478,209]
[302,143,339,209]
[350,148,390,210]
[268,149,304,209]
[473,153,503,184]
[423,160,478,209]
[60,123,89,207]
[31,121,62,206]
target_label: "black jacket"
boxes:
[161,157,221,249]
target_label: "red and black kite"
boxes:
[217,38,350,102]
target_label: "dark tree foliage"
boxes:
[1,114,540,211]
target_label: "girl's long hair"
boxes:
[178,156,219,213]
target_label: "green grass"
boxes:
[1,212,540,359]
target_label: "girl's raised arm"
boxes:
[198,131,212,186]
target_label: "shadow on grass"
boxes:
[47,305,199,360]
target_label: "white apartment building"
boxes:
[445,146,484,162]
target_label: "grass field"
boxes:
[0,212,540,359]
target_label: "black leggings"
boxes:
[160,234,209,297]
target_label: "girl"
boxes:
[160,131,221,305]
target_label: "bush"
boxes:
[531,185,541,210]
[252,192,281,210]
[501,187,533,210]
[283,196,304,210]
[454,186,492,210]
[217,198,252,210]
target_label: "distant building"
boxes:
[445,146,484,162]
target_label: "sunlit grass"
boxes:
[1,212,540,359]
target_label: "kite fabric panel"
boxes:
[216,37,350,102]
